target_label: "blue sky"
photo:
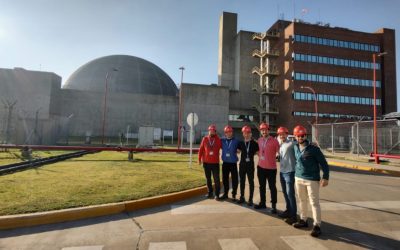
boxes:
[1,0,399,109]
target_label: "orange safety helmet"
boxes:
[241,125,252,134]
[293,125,307,136]
[259,122,269,131]
[224,125,233,133]
[277,127,289,134]
[208,124,217,131]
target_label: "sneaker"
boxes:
[237,197,245,204]
[220,194,228,200]
[215,195,222,201]
[254,203,267,209]
[284,216,297,225]
[278,210,290,218]
[205,193,213,199]
[247,200,253,206]
[311,225,321,237]
[293,219,308,228]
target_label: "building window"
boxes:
[293,71,381,88]
[293,92,380,106]
[294,34,380,52]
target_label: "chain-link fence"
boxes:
[314,119,400,155]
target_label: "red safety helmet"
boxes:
[259,122,269,131]
[224,125,233,133]
[208,124,217,131]
[241,125,252,134]
[277,127,289,135]
[293,125,307,136]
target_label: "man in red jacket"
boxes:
[198,124,222,200]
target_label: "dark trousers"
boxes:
[222,162,238,196]
[239,163,255,201]
[280,171,297,217]
[257,166,277,205]
[203,163,220,196]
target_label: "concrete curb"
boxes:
[0,185,208,230]
[328,160,400,177]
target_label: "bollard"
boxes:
[21,146,32,160]
[128,151,134,161]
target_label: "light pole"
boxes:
[177,66,185,149]
[372,52,387,164]
[301,86,318,143]
[101,68,118,145]
[66,114,74,145]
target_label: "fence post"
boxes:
[357,122,359,156]
[331,124,334,154]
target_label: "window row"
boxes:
[294,72,381,88]
[293,91,381,106]
[293,53,380,70]
[294,34,380,52]
[293,111,371,120]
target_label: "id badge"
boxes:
[260,156,265,161]
[245,157,250,162]
[209,151,214,156]
[226,153,231,157]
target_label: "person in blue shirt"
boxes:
[292,125,329,238]
[277,126,297,225]
[221,125,240,200]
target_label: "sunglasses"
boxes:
[296,135,306,138]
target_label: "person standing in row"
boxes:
[221,125,240,200]
[237,125,259,206]
[277,127,297,225]
[255,123,280,213]
[292,125,330,237]
[198,124,222,200]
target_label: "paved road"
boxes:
[1,166,399,250]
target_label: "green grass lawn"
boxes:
[0,151,205,216]
[0,149,76,165]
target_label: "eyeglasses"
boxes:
[296,135,306,138]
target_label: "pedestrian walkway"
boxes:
[2,166,399,249]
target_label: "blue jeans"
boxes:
[280,172,297,217]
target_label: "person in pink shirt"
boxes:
[255,122,280,213]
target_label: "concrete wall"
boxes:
[181,83,229,142]
[0,68,62,144]
[0,68,61,120]
[218,12,237,89]
[55,88,178,138]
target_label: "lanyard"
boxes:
[245,140,250,156]
[208,137,215,148]
[261,137,269,153]
[225,139,232,149]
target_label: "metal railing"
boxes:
[252,31,280,40]
[314,119,400,155]
[252,83,279,95]
[251,49,280,58]
[251,66,279,76]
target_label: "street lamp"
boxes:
[66,114,74,145]
[300,85,318,143]
[372,52,387,164]
[177,66,185,149]
[101,68,118,145]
